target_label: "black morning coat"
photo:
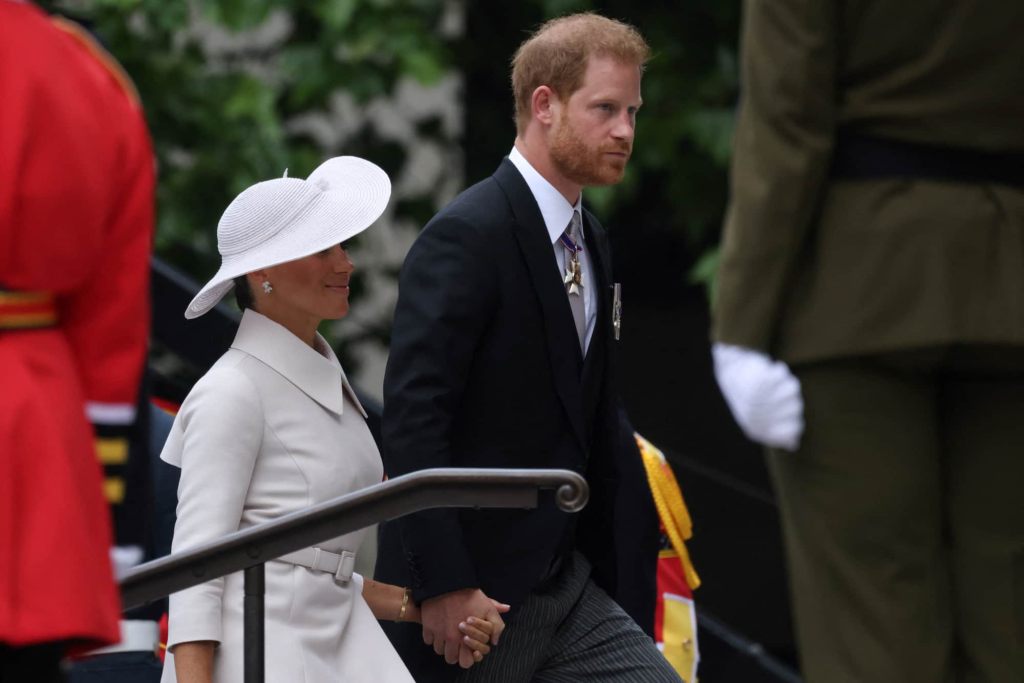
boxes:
[375,158,659,679]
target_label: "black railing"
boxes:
[121,468,588,683]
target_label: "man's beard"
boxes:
[549,114,631,187]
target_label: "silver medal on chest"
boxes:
[564,252,583,296]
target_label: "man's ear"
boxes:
[531,85,558,127]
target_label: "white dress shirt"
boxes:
[508,146,597,352]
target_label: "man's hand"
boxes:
[421,588,508,668]
[712,342,804,451]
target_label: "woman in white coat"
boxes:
[161,158,506,683]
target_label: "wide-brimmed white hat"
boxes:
[185,156,391,319]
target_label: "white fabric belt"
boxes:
[277,547,356,584]
[89,619,160,655]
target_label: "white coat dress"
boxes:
[160,309,412,682]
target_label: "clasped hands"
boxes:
[420,588,510,669]
[712,342,805,451]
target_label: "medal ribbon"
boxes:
[558,232,582,256]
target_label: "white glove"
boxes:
[712,342,804,451]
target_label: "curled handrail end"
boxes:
[555,479,589,512]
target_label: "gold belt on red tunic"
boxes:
[0,291,58,329]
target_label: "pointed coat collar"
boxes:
[231,309,366,418]
[507,146,583,246]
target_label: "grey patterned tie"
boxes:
[563,211,586,351]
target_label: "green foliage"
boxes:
[57,0,454,283]
[54,0,738,312]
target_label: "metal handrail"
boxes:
[121,468,588,682]
[123,468,587,608]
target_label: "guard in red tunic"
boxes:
[0,1,155,678]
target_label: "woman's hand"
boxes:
[455,600,510,667]
[170,641,216,683]
[458,617,492,663]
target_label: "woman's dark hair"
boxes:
[233,275,254,311]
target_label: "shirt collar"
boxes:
[508,146,583,246]
[230,309,366,417]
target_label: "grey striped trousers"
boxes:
[455,552,682,682]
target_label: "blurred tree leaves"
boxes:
[53,0,737,301]
[54,0,454,282]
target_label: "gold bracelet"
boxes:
[397,587,411,622]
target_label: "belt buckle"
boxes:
[334,550,356,585]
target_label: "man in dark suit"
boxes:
[377,12,679,682]
[713,1,1024,682]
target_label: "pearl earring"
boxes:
[261,281,273,294]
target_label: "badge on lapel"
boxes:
[612,283,622,341]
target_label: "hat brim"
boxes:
[185,157,391,319]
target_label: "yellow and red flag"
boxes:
[636,433,700,682]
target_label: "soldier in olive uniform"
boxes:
[712,1,1024,682]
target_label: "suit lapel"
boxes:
[581,210,611,427]
[583,211,612,359]
[493,159,587,450]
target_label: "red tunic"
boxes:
[0,0,154,650]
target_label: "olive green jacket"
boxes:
[713,0,1024,362]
